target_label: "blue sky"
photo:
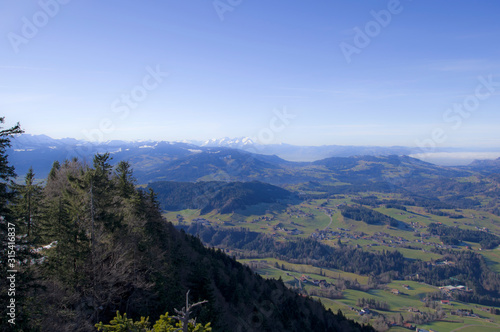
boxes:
[1,0,499,147]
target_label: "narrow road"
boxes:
[322,209,333,231]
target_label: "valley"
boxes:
[165,193,500,331]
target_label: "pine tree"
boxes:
[47,160,60,180]
[43,159,91,288]
[115,160,136,200]
[0,117,23,218]
[11,167,43,241]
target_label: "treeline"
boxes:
[351,196,380,207]
[426,209,464,219]
[350,196,464,213]
[351,196,407,211]
[351,196,449,211]
[148,180,294,214]
[428,223,500,249]
[385,203,407,211]
[356,298,389,311]
[180,224,265,250]
[339,205,400,227]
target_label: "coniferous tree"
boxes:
[114,160,136,200]
[11,167,43,241]
[0,118,23,208]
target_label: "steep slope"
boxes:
[166,224,374,332]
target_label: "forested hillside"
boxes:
[147,180,295,214]
[0,122,372,331]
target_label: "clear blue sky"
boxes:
[1,0,499,147]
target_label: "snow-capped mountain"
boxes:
[201,137,256,148]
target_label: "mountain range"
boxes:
[8,134,500,185]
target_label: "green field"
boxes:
[239,257,370,285]
[479,248,500,273]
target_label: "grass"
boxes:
[239,257,370,285]
[480,248,500,273]
[316,297,361,322]
[454,326,500,332]
[339,287,434,313]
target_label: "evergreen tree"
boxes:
[11,167,43,241]
[47,160,60,181]
[0,117,23,218]
[115,160,136,200]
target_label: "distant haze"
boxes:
[410,152,500,166]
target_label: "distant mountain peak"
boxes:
[201,137,256,148]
